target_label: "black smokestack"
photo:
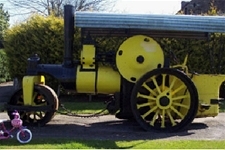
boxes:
[63,5,74,68]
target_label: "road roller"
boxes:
[4,5,225,132]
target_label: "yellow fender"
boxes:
[22,75,45,105]
[192,74,225,117]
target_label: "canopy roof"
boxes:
[75,12,225,39]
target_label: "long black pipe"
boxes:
[63,5,74,68]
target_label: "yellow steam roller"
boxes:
[4,5,225,132]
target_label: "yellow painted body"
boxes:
[76,65,121,94]
[115,35,224,121]
[191,74,225,117]
[22,75,45,105]
[116,35,164,82]
[20,34,225,122]
[81,45,96,69]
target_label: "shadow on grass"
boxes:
[0,138,133,149]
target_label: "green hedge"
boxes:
[3,14,81,89]
[156,33,225,74]
[4,15,64,78]
[0,49,11,83]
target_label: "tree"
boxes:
[0,3,10,48]
[7,0,116,17]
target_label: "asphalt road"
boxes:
[1,112,225,141]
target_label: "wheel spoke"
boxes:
[173,102,189,109]
[137,102,156,109]
[152,76,161,94]
[33,113,38,122]
[137,93,156,100]
[166,110,176,126]
[37,112,44,119]
[142,106,158,118]
[142,82,157,96]
[170,106,185,119]
[172,95,189,101]
[161,74,166,91]
[171,84,186,96]
[161,109,166,128]
[169,76,177,90]
[24,112,31,122]
[150,109,160,126]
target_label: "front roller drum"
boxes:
[131,68,198,132]
[7,84,59,126]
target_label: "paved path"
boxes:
[1,112,225,140]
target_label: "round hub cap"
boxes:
[159,96,170,107]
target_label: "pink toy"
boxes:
[0,110,32,143]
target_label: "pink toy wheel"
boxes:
[16,129,32,144]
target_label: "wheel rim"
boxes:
[17,129,32,144]
[7,85,58,126]
[131,68,198,131]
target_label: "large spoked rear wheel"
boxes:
[131,68,198,132]
[7,84,58,126]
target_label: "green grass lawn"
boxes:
[0,138,225,149]
[57,100,109,114]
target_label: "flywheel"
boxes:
[131,68,198,132]
[116,35,164,83]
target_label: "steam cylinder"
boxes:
[76,66,121,94]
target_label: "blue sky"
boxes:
[1,0,185,25]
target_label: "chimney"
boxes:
[63,5,74,68]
